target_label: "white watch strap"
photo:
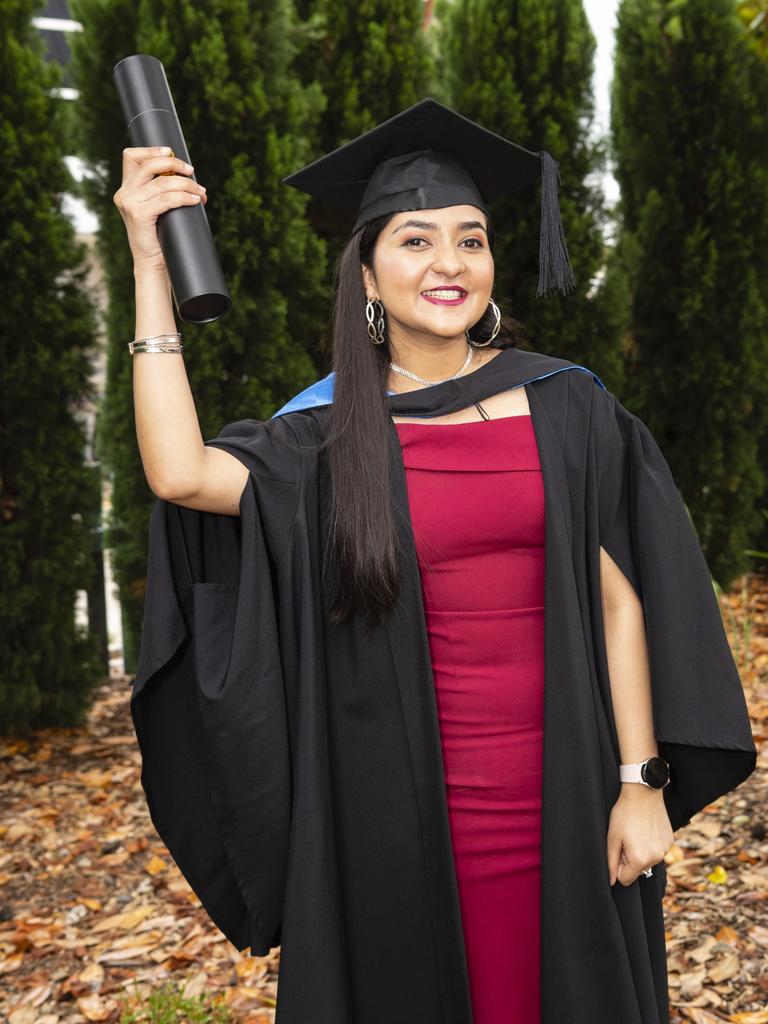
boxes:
[619,762,645,783]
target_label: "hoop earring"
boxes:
[466,297,501,347]
[366,298,386,344]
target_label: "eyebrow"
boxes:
[391,218,488,235]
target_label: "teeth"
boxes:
[422,289,465,298]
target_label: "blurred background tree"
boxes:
[291,0,437,362]
[611,0,768,586]
[737,0,768,56]
[16,0,766,695]
[70,0,328,672]
[0,0,103,734]
[435,0,629,388]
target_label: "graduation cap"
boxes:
[282,97,576,297]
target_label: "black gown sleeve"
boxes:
[130,416,302,955]
[594,389,756,832]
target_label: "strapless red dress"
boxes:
[395,413,545,1024]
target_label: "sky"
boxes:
[584,0,621,207]
[64,0,621,236]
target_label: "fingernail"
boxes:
[185,162,193,171]
[159,147,172,155]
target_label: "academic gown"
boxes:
[130,344,756,1024]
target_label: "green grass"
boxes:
[117,980,236,1023]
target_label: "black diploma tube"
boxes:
[113,54,231,324]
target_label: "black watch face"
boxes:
[642,757,669,788]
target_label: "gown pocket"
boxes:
[191,582,240,698]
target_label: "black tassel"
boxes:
[537,150,576,297]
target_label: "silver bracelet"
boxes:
[128,333,183,355]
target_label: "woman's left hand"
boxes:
[607,786,674,886]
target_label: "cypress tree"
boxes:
[70,0,329,670]
[295,0,437,283]
[436,0,626,382]
[0,0,103,733]
[612,0,768,584]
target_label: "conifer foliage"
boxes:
[611,0,768,584]
[70,0,329,669]
[294,0,437,287]
[0,0,103,733]
[435,0,626,378]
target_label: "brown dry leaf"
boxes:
[8,1009,39,1024]
[144,853,168,875]
[668,856,706,877]
[227,986,278,1012]
[689,936,719,964]
[90,904,155,933]
[679,969,707,999]
[3,822,35,844]
[181,970,210,998]
[701,987,724,1008]
[666,842,688,864]
[75,768,114,789]
[706,950,740,983]
[678,1006,729,1021]
[0,952,24,975]
[7,983,52,1009]
[75,993,114,1021]
[714,925,740,945]
[737,869,768,890]
[78,961,105,984]
[235,957,271,982]
[95,944,158,964]
[691,818,724,839]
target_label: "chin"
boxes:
[419,326,470,342]
[417,314,475,334]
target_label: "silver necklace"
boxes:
[389,343,474,386]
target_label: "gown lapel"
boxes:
[272,344,606,421]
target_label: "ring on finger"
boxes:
[158,148,176,175]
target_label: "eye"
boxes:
[402,237,485,249]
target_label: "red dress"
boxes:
[395,413,545,1023]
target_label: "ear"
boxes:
[361,262,376,300]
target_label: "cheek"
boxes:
[477,255,495,286]
[377,253,423,295]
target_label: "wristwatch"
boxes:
[619,756,670,789]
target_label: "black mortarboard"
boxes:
[282,97,576,297]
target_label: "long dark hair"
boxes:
[312,210,525,632]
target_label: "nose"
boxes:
[429,240,466,278]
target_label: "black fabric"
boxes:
[130,345,756,1024]
[281,98,542,224]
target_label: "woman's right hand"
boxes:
[113,146,208,273]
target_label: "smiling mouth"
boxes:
[421,288,468,305]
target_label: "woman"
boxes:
[115,99,756,1024]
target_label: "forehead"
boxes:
[387,205,488,231]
